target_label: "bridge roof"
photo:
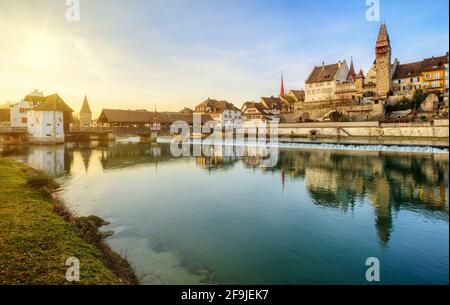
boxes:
[98,109,213,124]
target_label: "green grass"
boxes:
[0,157,125,285]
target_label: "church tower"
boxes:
[375,23,392,97]
[79,95,92,127]
[280,71,285,97]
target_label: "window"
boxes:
[21,117,27,124]
[19,108,27,113]
[47,123,52,126]
[426,73,431,79]
[434,73,440,79]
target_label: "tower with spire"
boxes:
[79,95,92,127]
[347,57,356,82]
[375,23,392,97]
[280,71,285,97]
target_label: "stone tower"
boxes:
[375,24,392,97]
[79,95,92,127]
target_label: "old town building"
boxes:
[194,98,242,130]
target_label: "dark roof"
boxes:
[260,97,282,109]
[393,61,423,79]
[289,90,305,101]
[80,96,92,113]
[305,63,340,83]
[24,94,45,104]
[179,107,194,113]
[0,108,10,122]
[33,94,74,112]
[241,102,270,115]
[421,55,449,71]
[393,54,449,79]
[195,99,239,113]
[97,109,213,125]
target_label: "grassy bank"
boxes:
[0,157,137,285]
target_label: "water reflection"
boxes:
[3,142,448,248]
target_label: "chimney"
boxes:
[322,62,325,72]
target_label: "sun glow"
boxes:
[21,31,59,68]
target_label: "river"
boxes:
[1,142,448,284]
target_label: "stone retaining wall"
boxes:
[276,120,449,139]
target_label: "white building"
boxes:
[27,94,73,144]
[195,98,242,130]
[10,89,45,128]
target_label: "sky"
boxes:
[0,0,448,116]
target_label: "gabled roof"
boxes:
[421,54,449,71]
[195,98,239,113]
[80,96,92,113]
[392,54,449,79]
[33,94,74,112]
[288,90,305,101]
[179,107,194,114]
[260,96,282,109]
[241,102,271,115]
[24,95,45,104]
[392,61,423,79]
[305,63,340,84]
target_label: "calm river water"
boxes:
[1,142,448,284]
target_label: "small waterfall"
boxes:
[157,137,449,154]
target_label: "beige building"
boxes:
[304,60,349,103]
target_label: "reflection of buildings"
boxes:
[273,149,449,245]
[26,145,69,176]
[4,142,446,246]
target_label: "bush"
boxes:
[26,172,55,189]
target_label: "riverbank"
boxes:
[0,157,138,285]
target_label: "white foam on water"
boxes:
[157,137,449,154]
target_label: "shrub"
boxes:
[26,172,55,189]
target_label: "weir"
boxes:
[157,137,449,154]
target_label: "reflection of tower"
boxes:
[369,178,393,245]
[80,148,92,172]
[281,169,285,192]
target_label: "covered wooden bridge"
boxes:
[97,109,213,136]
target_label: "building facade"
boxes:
[27,94,73,144]
[392,53,449,97]
[10,89,45,128]
[194,98,242,130]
